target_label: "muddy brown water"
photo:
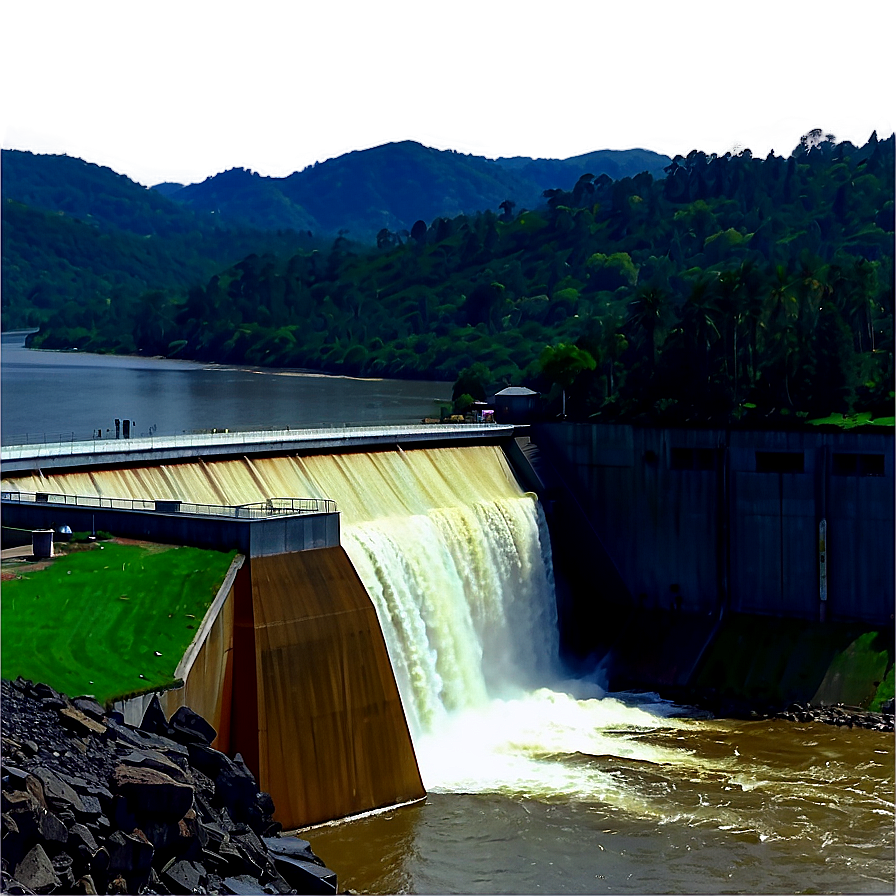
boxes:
[307,716,894,894]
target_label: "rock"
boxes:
[37,808,69,849]
[223,874,268,895]
[51,851,75,890]
[75,793,102,820]
[76,874,99,894]
[119,747,190,783]
[14,843,60,894]
[111,794,138,832]
[139,695,172,738]
[32,767,86,814]
[72,697,106,723]
[2,678,337,893]
[89,845,110,876]
[110,764,194,820]
[270,854,338,894]
[169,705,217,746]
[30,683,63,702]
[264,834,324,866]
[107,829,154,880]
[69,822,99,855]
[39,697,67,712]
[162,857,207,893]
[58,707,106,738]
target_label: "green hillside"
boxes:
[30,132,892,427]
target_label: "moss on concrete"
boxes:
[690,614,893,710]
[1,542,236,704]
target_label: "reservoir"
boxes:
[0,332,451,442]
[2,336,893,894]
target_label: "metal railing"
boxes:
[0,490,336,518]
[0,422,511,461]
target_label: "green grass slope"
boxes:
[1,543,236,704]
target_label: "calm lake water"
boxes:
[2,336,893,894]
[0,333,451,442]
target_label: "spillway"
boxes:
[5,445,561,798]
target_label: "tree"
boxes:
[452,363,492,402]
[538,343,596,416]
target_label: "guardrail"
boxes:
[1,422,509,461]
[0,491,336,519]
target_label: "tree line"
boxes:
[26,131,895,426]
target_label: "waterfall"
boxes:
[6,444,691,802]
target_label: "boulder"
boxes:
[139,695,172,738]
[58,707,106,738]
[270,853,338,894]
[71,697,106,723]
[264,834,325,866]
[14,843,60,894]
[162,858,207,893]
[118,747,190,783]
[111,764,194,820]
[107,829,154,881]
[32,767,86,815]
[168,705,217,746]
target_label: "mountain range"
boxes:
[154,141,671,239]
[1,141,670,328]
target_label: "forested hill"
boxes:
[1,150,316,329]
[1,143,668,330]
[159,141,672,239]
[27,132,894,427]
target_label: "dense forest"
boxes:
[8,132,895,426]
[1,150,317,330]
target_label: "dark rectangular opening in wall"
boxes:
[860,454,885,476]
[756,451,804,473]
[835,453,886,476]
[670,447,694,470]
[832,453,858,475]
[670,447,716,471]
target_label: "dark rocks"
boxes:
[774,701,895,731]
[2,677,337,894]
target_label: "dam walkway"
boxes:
[0,422,517,473]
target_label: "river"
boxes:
[2,337,893,894]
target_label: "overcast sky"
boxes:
[3,0,893,187]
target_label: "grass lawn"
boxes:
[1,542,237,704]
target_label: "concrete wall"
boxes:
[534,423,894,625]
[0,500,339,557]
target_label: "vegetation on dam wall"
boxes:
[1,542,236,703]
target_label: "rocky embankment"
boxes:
[1,678,337,895]
[774,699,894,730]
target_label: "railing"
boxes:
[0,491,336,518]
[0,422,509,460]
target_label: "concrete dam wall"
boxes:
[3,444,557,828]
[534,423,894,626]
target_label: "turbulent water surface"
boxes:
[3,342,893,894]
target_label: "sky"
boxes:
[2,0,893,188]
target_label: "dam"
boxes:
[3,329,893,891]
[1,426,559,830]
